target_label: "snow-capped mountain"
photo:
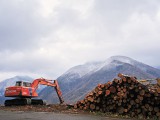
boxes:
[63,56,154,79]
[61,61,103,83]
[39,56,160,104]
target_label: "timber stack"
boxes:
[74,73,160,119]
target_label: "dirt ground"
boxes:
[0,104,83,114]
[0,110,135,120]
[0,104,134,120]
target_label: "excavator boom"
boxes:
[31,78,64,104]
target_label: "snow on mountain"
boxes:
[107,56,158,73]
[109,56,134,65]
[59,55,160,87]
[39,55,160,104]
[90,55,149,73]
[63,61,103,78]
[62,56,150,79]
[62,56,130,81]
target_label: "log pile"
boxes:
[74,73,160,119]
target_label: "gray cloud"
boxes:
[0,0,160,80]
[0,0,54,51]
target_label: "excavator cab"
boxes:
[15,81,31,87]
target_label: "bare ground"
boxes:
[0,104,136,120]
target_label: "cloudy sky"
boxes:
[0,0,160,81]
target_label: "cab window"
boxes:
[15,82,22,86]
[23,82,31,87]
[26,82,31,87]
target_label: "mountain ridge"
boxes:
[39,56,160,104]
[0,56,159,104]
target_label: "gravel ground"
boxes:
[0,110,134,120]
[0,104,135,120]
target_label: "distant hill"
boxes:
[39,56,160,104]
[157,66,160,70]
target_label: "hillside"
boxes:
[39,56,160,104]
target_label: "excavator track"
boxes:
[31,99,46,105]
[5,98,31,106]
[5,98,46,106]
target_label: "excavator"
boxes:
[4,78,64,106]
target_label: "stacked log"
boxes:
[74,73,160,119]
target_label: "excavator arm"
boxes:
[31,78,64,104]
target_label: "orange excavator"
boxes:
[4,78,64,106]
